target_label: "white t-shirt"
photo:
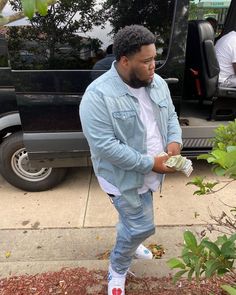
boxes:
[215,31,236,83]
[97,85,164,195]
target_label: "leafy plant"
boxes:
[198,146,236,179]
[187,121,236,195]
[197,120,236,179]
[167,231,236,284]
[169,121,236,290]
[186,176,218,195]
[212,120,236,151]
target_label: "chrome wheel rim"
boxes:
[11,148,52,182]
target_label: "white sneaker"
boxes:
[108,265,126,295]
[134,244,153,259]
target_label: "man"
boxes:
[91,44,115,80]
[215,30,236,87]
[206,17,218,34]
[80,25,182,295]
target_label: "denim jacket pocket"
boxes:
[112,110,136,120]
[112,110,137,139]
[157,100,168,109]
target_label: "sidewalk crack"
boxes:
[82,167,93,227]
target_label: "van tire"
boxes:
[0,131,67,191]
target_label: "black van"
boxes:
[0,0,236,191]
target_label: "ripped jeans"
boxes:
[110,190,155,274]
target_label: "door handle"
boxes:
[164,78,179,84]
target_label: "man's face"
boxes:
[125,44,156,88]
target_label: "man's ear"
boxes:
[119,56,129,68]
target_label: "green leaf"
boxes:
[197,154,209,160]
[22,0,36,19]
[226,146,236,152]
[207,156,217,163]
[172,270,188,284]
[229,234,236,243]
[211,150,227,159]
[221,285,236,295]
[167,258,186,269]
[225,165,236,177]
[36,0,48,16]
[187,268,194,281]
[213,166,226,176]
[194,257,201,281]
[205,260,223,278]
[217,268,229,276]
[186,176,204,186]
[205,182,218,189]
[5,251,11,258]
[182,249,195,265]
[216,235,228,246]
[224,151,236,167]
[184,231,198,252]
[218,142,226,150]
[210,151,228,167]
[221,241,236,260]
[202,240,221,256]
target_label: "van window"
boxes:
[188,0,231,37]
[0,35,9,67]
[7,0,175,70]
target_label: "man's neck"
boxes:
[115,62,130,85]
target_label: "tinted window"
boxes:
[7,0,175,70]
[188,0,231,37]
[0,35,9,67]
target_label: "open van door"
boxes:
[180,0,236,156]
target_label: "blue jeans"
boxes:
[110,190,155,274]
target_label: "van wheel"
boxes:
[0,132,67,191]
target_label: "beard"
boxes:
[126,70,152,88]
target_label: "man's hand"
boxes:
[167,142,181,156]
[152,154,176,174]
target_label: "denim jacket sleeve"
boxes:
[79,90,154,174]
[164,82,183,147]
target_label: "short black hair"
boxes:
[206,17,217,25]
[106,44,113,55]
[205,17,218,31]
[113,25,156,61]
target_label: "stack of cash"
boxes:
[159,152,193,177]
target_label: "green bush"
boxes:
[167,231,236,284]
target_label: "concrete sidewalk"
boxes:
[0,159,235,278]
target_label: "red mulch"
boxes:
[0,267,235,295]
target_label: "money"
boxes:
[159,152,193,177]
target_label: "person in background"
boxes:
[215,30,236,87]
[80,25,182,295]
[91,44,115,80]
[206,17,218,34]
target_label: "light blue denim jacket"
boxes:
[80,63,182,208]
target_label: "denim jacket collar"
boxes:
[109,61,157,98]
